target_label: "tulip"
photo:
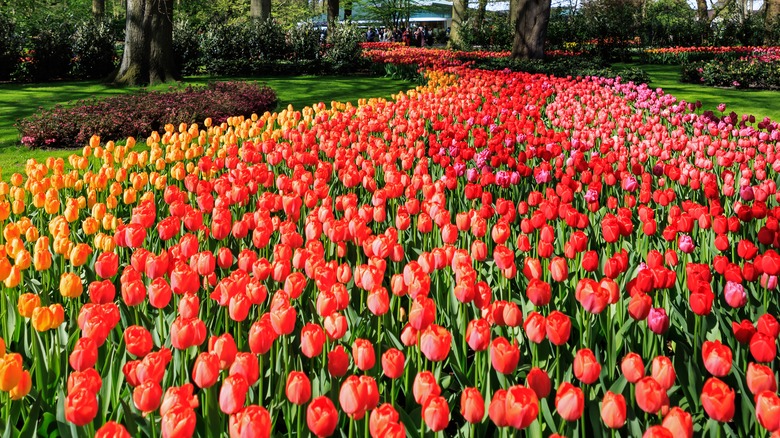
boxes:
[95,422,132,438]
[573,348,601,385]
[133,381,163,413]
[422,396,449,432]
[339,375,368,420]
[69,337,99,371]
[308,396,338,437]
[300,323,325,359]
[160,384,199,417]
[381,348,405,379]
[635,377,666,414]
[285,371,311,406]
[370,404,400,437]
[460,387,485,424]
[621,352,645,383]
[661,407,693,438]
[220,375,249,415]
[600,391,626,429]
[489,389,509,427]
[419,324,452,362]
[701,340,732,377]
[651,356,676,391]
[327,345,350,377]
[701,377,735,422]
[9,369,31,400]
[65,388,99,426]
[647,308,670,334]
[228,405,271,438]
[68,369,103,394]
[17,293,40,318]
[490,336,520,374]
[505,385,539,430]
[555,382,584,421]
[546,311,571,345]
[229,353,259,385]
[208,334,238,370]
[192,353,220,389]
[413,371,441,405]
[352,338,376,371]
[60,272,83,298]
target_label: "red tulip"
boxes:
[661,407,693,438]
[420,324,452,362]
[701,377,735,422]
[300,323,326,359]
[573,348,601,384]
[133,381,163,413]
[228,405,271,438]
[229,353,259,385]
[285,371,311,405]
[621,352,645,383]
[381,348,405,379]
[460,387,485,424]
[701,340,732,377]
[526,367,551,398]
[491,336,520,374]
[95,422,131,438]
[124,325,153,358]
[413,371,441,405]
[422,396,449,432]
[69,337,98,371]
[339,375,368,420]
[352,338,376,371]
[65,388,99,426]
[555,382,584,421]
[160,384,199,417]
[546,311,571,345]
[466,318,491,351]
[651,356,676,391]
[601,391,626,429]
[327,345,350,377]
[748,362,778,395]
[489,389,509,427]
[192,353,220,389]
[209,333,238,370]
[162,405,197,438]
[635,377,666,414]
[505,385,539,430]
[220,375,249,415]
[307,396,338,437]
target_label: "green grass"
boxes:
[614,62,780,121]
[0,75,415,178]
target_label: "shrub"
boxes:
[472,55,651,83]
[288,21,322,61]
[71,20,118,80]
[459,15,513,52]
[16,81,278,149]
[0,16,23,81]
[325,22,364,72]
[253,19,288,61]
[26,19,75,81]
[173,19,203,76]
[200,22,256,75]
[681,54,780,89]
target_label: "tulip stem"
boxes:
[149,412,156,438]
[259,354,264,404]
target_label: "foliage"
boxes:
[173,19,203,76]
[710,11,766,46]
[579,0,641,60]
[354,0,421,29]
[0,16,23,81]
[24,18,75,82]
[642,0,704,47]
[681,54,780,89]
[458,13,513,52]
[325,22,365,72]
[546,7,590,50]
[16,82,278,149]
[288,21,323,61]
[253,19,289,61]
[70,19,118,80]
[272,0,316,30]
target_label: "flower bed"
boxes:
[15,81,278,149]
[681,48,780,89]
[641,45,779,64]
[2,65,780,437]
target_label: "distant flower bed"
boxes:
[15,82,278,149]
[680,48,780,90]
[642,46,780,64]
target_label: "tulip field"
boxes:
[2,61,780,438]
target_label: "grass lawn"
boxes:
[614,62,780,121]
[0,75,415,178]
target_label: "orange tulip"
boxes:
[17,293,40,318]
[60,272,83,298]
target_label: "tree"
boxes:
[511,0,551,59]
[111,0,178,85]
[327,0,339,28]
[766,0,780,43]
[251,0,272,20]
[356,0,421,28]
[449,0,468,47]
[93,0,105,17]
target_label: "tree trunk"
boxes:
[509,0,518,27]
[343,0,352,18]
[448,0,468,48]
[92,0,105,18]
[327,0,339,28]
[476,0,488,25]
[511,0,551,59]
[696,0,709,21]
[250,0,261,18]
[766,0,780,43]
[112,0,178,85]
